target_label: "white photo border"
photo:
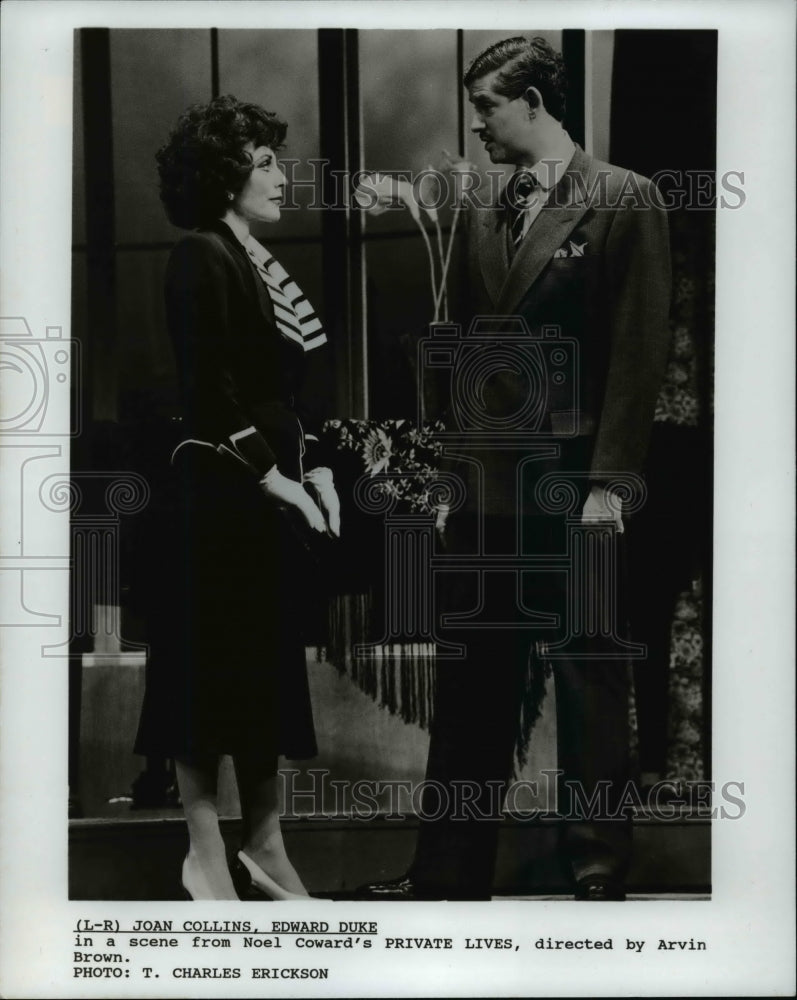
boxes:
[0,1,794,997]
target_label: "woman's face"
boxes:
[231,143,286,224]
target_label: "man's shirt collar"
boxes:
[521,132,576,192]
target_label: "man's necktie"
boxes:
[505,169,539,248]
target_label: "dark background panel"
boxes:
[610,29,718,176]
[111,29,212,245]
[365,233,466,419]
[71,250,87,362]
[72,31,85,246]
[115,248,175,422]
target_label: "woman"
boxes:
[134,95,339,901]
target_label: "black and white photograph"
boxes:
[0,1,794,997]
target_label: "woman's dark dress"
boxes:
[134,220,327,762]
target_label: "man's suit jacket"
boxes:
[165,219,330,480]
[450,145,672,516]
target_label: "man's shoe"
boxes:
[355,874,490,901]
[574,876,626,901]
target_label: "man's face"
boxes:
[468,69,535,165]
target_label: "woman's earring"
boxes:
[227,192,234,201]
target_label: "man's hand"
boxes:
[303,467,341,538]
[581,483,624,533]
[435,503,450,546]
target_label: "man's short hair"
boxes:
[464,36,567,122]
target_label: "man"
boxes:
[359,36,671,901]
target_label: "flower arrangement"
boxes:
[353,152,476,324]
[322,418,446,514]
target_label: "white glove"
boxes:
[260,466,327,534]
[303,467,341,538]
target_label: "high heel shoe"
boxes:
[181,855,239,901]
[235,850,309,901]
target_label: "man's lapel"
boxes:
[476,202,509,306]
[490,146,594,315]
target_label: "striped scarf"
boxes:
[244,236,328,352]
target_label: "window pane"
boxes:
[360,30,460,237]
[218,30,322,240]
[359,31,469,416]
[111,29,212,244]
[366,233,466,420]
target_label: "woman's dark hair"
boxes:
[156,94,287,229]
[463,36,567,122]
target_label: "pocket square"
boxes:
[554,240,588,258]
